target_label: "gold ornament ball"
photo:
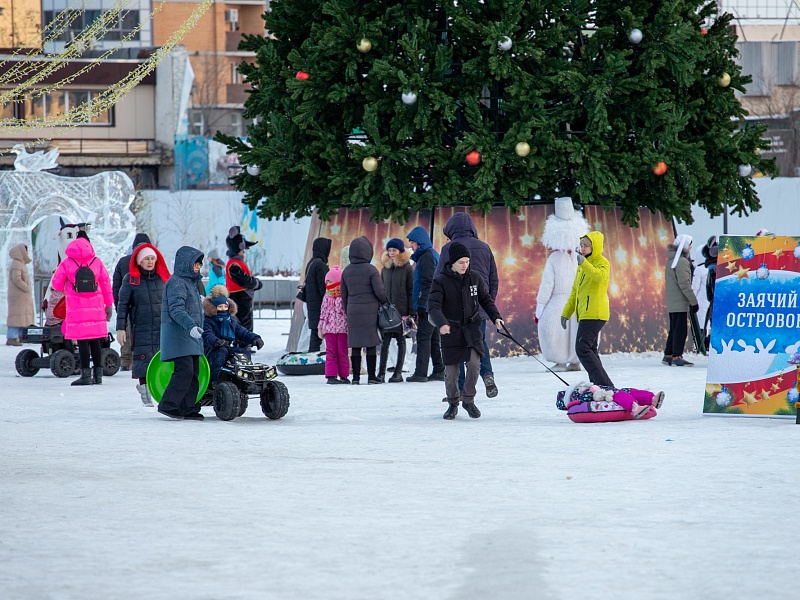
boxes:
[718,72,731,87]
[515,142,531,157]
[362,156,379,172]
[357,38,372,53]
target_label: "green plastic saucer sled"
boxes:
[146,351,210,403]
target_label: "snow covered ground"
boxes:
[1,320,797,600]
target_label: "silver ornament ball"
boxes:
[628,28,643,44]
[401,91,417,105]
[738,164,752,177]
[498,36,513,52]
[246,165,261,176]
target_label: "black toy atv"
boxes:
[201,350,290,422]
[15,325,120,378]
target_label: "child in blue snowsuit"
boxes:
[202,285,264,383]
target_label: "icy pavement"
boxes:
[1,320,797,600]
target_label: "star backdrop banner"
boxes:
[704,235,800,418]
[298,205,672,358]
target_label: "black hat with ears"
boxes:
[226,226,257,255]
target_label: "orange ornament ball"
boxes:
[466,150,482,165]
[653,161,667,176]
[296,71,310,80]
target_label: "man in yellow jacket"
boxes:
[560,230,614,387]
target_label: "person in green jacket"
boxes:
[560,230,614,387]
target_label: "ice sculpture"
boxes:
[0,170,137,331]
[11,144,60,172]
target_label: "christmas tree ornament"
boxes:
[788,386,799,404]
[716,388,732,407]
[628,29,643,44]
[246,165,261,176]
[296,71,310,80]
[466,150,482,165]
[401,91,418,105]
[514,141,531,157]
[738,164,752,177]
[498,37,513,52]
[701,28,708,35]
[794,242,800,260]
[653,161,667,176]
[756,263,770,280]
[742,243,755,260]
[718,72,731,87]
[362,157,379,172]
[357,38,372,53]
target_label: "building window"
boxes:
[231,63,241,84]
[43,9,140,43]
[189,110,205,136]
[8,89,112,125]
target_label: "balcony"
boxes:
[226,84,250,105]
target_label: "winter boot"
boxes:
[350,356,361,385]
[443,401,459,420]
[462,401,481,419]
[136,383,154,407]
[406,373,428,383]
[71,368,93,386]
[388,343,406,382]
[377,343,390,382]
[427,370,445,382]
[366,354,383,384]
[631,402,652,419]
[670,356,694,367]
[565,363,582,371]
[92,366,103,385]
[6,338,22,346]
[661,354,673,366]
[483,373,499,398]
[652,391,665,409]
[327,376,344,385]
[551,363,568,372]
[338,377,351,384]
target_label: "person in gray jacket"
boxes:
[158,246,206,420]
[341,236,388,384]
[435,212,500,397]
[664,234,699,367]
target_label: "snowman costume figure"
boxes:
[535,198,590,372]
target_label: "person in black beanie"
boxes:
[225,226,263,332]
[428,242,504,420]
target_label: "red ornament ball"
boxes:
[466,150,482,165]
[701,28,708,35]
[296,71,310,80]
[653,161,667,176]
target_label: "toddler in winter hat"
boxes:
[325,265,342,297]
[448,242,471,264]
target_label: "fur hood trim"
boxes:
[202,295,238,317]
[380,249,413,269]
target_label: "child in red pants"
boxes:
[318,266,349,384]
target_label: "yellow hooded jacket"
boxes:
[561,230,611,321]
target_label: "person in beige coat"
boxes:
[6,243,35,346]
[664,234,699,367]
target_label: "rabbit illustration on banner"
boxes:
[707,337,777,382]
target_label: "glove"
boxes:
[105,306,113,321]
[214,338,229,348]
[534,317,539,324]
[116,330,126,345]
[254,337,264,350]
[576,253,585,265]
[189,326,203,339]
[690,304,699,314]
[561,316,568,330]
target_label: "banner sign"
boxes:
[704,235,800,417]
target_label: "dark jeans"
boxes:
[230,291,254,332]
[458,319,492,391]
[77,338,102,369]
[308,328,322,352]
[160,355,201,417]
[413,308,443,377]
[665,312,689,357]
[576,319,614,387]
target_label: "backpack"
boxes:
[71,258,98,293]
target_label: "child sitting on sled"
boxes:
[202,285,264,384]
[557,381,665,419]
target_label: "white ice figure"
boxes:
[0,170,137,332]
[706,337,777,382]
[11,144,60,172]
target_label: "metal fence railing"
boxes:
[720,1,800,20]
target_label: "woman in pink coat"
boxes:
[51,236,114,386]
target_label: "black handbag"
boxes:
[296,283,306,302]
[377,302,403,331]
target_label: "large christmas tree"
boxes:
[217,0,776,226]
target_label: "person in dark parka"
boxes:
[116,243,170,407]
[202,285,263,384]
[158,246,205,420]
[428,243,503,420]
[304,237,332,352]
[112,232,151,371]
[341,236,388,384]
[378,238,414,382]
[435,212,500,398]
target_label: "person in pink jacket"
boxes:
[51,235,114,386]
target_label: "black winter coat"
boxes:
[112,233,150,309]
[304,237,331,329]
[341,236,387,348]
[116,268,164,378]
[428,265,502,365]
[380,250,414,317]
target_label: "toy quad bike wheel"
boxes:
[260,380,290,420]
[101,348,121,377]
[212,382,241,421]
[15,349,40,377]
[50,349,76,378]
